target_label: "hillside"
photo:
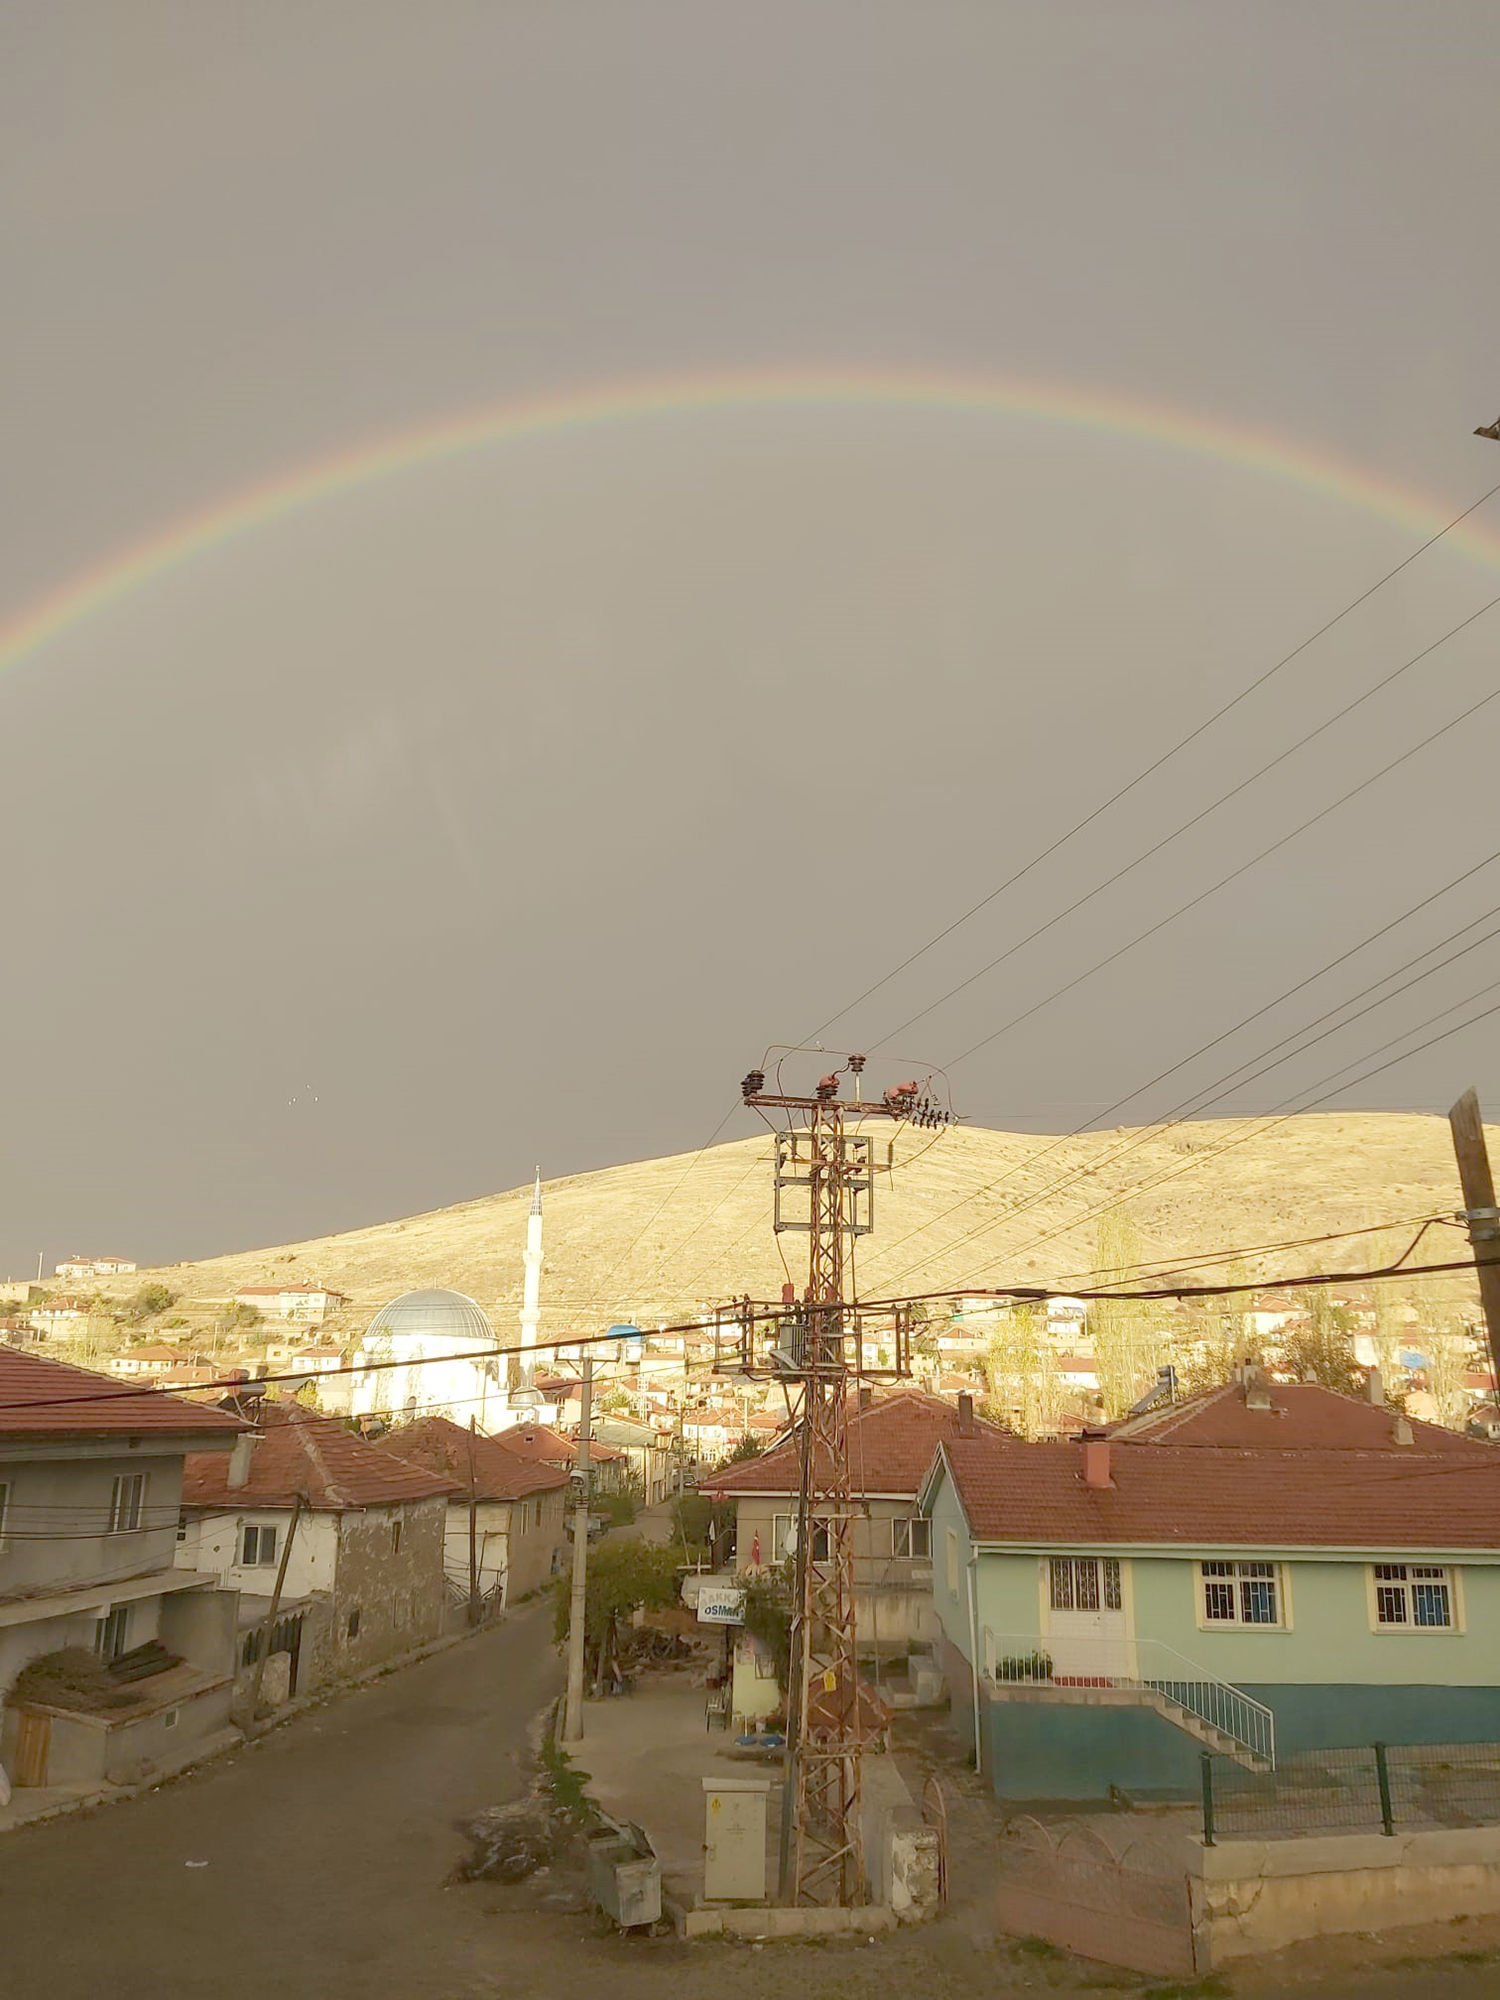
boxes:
[60,1111,1485,1343]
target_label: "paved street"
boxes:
[8,1594,1500,2000]
[0,1600,563,2000]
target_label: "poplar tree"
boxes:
[1086,1208,1159,1418]
[982,1302,1062,1439]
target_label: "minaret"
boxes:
[518,1169,543,1391]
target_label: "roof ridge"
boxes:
[293,1412,351,1508]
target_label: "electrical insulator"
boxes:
[741,1069,766,1097]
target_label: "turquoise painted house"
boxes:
[918,1378,1500,1800]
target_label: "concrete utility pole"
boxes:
[562,1353,594,1742]
[1448,1088,1500,1393]
[467,1416,480,1627]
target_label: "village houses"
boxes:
[177,1401,456,1693]
[54,1256,137,1280]
[0,1348,247,1794]
[917,1372,1500,1802]
[369,1416,569,1609]
[232,1283,345,1324]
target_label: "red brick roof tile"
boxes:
[0,1346,247,1440]
[371,1416,568,1502]
[182,1402,457,1511]
[934,1429,1500,1551]
[702,1387,1006,1498]
[1109,1380,1494,1454]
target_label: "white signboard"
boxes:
[696,1587,746,1626]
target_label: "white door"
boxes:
[1046,1557,1128,1681]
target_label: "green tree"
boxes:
[1279,1286,1360,1392]
[119,1283,177,1326]
[982,1303,1061,1438]
[552,1541,681,1691]
[219,1300,263,1334]
[726,1433,764,1462]
[1086,1209,1159,1418]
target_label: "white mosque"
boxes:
[347,1172,557,1433]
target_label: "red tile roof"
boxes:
[702,1387,1007,1498]
[370,1416,569,1502]
[933,1429,1500,1551]
[1108,1380,1495,1454]
[0,1347,247,1440]
[499,1423,577,1465]
[182,1402,458,1510]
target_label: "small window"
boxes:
[241,1525,278,1567]
[892,1518,932,1559]
[346,1608,361,1639]
[108,1472,146,1534]
[535,1500,542,1529]
[162,1708,180,1730]
[95,1604,130,1660]
[946,1527,960,1597]
[390,1517,402,1555]
[176,1511,187,1544]
[0,1481,9,1548]
[1373,1563,1454,1629]
[1200,1560,1283,1628]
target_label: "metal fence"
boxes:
[1202,1741,1500,1842]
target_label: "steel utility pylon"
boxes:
[734,1052,953,1907]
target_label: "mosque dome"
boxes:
[364,1287,496,1345]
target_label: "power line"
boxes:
[940,650,1500,1073]
[807,476,1500,1046]
[862,869,1500,1280]
[986,988,1500,1280]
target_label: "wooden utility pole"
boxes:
[249,1490,305,1719]
[1449,1089,1500,1393]
[467,1416,480,1627]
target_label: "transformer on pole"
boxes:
[731,1051,954,1906]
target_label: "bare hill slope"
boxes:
[100,1111,1483,1340]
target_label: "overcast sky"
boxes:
[3,2,1499,1282]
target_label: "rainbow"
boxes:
[4,365,1499,680]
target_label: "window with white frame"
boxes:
[241,1524,278,1567]
[107,1472,146,1534]
[1373,1563,1455,1629]
[946,1527,959,1597]
[1200,1559,1283,1627]
[0,1480,9,1548]
[892,1517,932,1560]
[772,1514,828,1563]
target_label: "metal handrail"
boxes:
[981,1628,1275,1768]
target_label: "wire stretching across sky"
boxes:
[870,586,1500,1062]
[869,938,1500,1292]
[806,475,1500,1049]
[858,852,1500,1279]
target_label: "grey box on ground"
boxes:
[586,1821,661,1929]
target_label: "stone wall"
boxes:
[1190,1826,1500,1962]
[312,1496,448,1683]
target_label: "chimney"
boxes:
[1081,1426,1111,1489]
[1367,1367,1386,1407]
[858,1385,873,1411]
[1394,1415,1413,1447]
[227,1434,255,1490]
[1244,1366,1272,1412]
[957,1392,974,1436]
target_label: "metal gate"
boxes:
[992,1816,1201,1979]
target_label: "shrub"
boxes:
[994,1650,1053,1682]
[120,1283,177,1325]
